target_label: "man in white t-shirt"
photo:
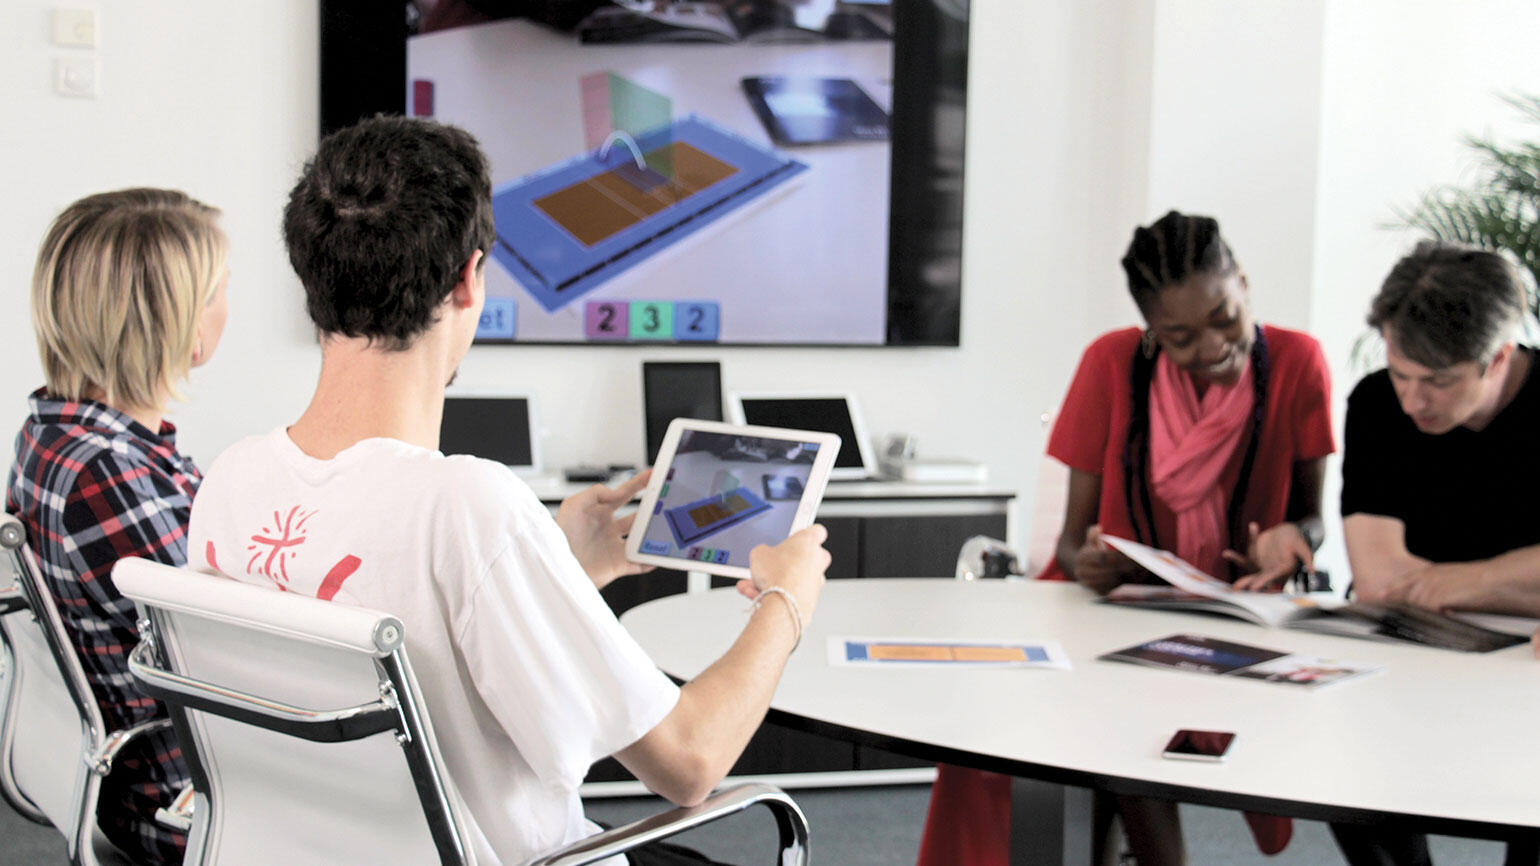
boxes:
[187,116,829,866]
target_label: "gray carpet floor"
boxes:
[1,783,1513,864]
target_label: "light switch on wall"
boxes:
[54,57,97,99]
[52,8,98,48]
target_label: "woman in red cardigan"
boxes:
[918,210,1335,866]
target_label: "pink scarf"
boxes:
[1147,353,1254,578]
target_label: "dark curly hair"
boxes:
[283,115,495,349]
[1120,210,1237,311]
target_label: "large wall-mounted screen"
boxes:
[320,1,969,346]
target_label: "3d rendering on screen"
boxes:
[400,2,967,345]
[489,111,807,320]
[636,428,820,567]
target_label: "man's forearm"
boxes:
[1461,546,1540,616]
[676,598,797,766]
[616,597,798,804]
[1344,514,1428,603]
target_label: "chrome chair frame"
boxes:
[0,521,43,824]
[0,513,170,866]
[527,782,810,866]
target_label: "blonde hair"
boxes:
[31,188,226,411]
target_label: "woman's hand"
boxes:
[1073,525,1139,595]
[1228,521,1312,592]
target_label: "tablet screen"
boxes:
[631,424,836,574]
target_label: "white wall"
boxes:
[6,1,1538,571]
[1,0,320,466]
[1312,0,1540,374]
[1145,0,1325,331]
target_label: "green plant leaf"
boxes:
[1390,91,1540,298]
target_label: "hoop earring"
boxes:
[1140,330,1157,359]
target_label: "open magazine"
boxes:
[1100,536,1530,653]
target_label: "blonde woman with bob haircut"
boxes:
[7,187,229,864]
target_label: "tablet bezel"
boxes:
[726,391,876,481]
[626,418,841,580]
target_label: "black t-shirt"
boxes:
[1341,348,1540,563]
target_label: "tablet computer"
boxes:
[741,76,890,147]
[626,419,841,579]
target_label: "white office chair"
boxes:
[0,513,168,866]
[1024,452,1070,578]
[0,541,44,825]
[114,557,811,866]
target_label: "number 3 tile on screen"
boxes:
[584,301,629,340]
[673,301,720,342]
[629,301,673,340]
[477,297,517,340]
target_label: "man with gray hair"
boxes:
[1342,240,1540,613]
[1336,239,1540,865]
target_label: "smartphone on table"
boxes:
[1161,729,1236,762]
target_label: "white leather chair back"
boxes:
[114,559,474,866]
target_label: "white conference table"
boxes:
[622,579,1540,863]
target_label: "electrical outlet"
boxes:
[54,57,97,99]
[52,8,98,48]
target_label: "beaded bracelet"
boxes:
[753,586,803,652]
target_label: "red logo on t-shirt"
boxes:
[216,505,365,601]
[247,506,315,585]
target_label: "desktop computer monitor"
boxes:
[643,361,724,465]
[439,394,540,473]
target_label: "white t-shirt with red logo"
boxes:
[188,428,680,865]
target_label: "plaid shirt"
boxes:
[7,389,195,865]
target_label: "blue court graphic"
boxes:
[663,486,773,548]
[490,114,808,312]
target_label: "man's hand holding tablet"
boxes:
[739,524,831,630]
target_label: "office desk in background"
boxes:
[622,580,1540,864]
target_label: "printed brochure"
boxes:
[1099,633,1381,688]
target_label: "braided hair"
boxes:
[1118,212,1269,570]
